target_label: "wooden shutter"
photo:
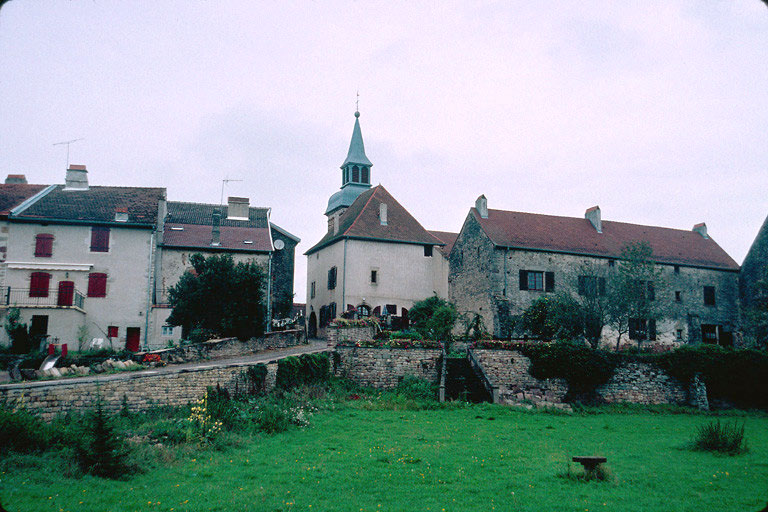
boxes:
[87,273,108,297]
[545,272,555,292]
[90,227,110,252]
[34,234,53,257]
[519,270,528,290]
[29,272,51,297]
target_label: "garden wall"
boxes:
[326,325,377,347]
[138,329,305,364]
[472,349,705,408]
[334,346,441,388]
[0,360,279,421]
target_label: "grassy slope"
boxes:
[2,405,767,512]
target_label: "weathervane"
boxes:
[356,90,360,112]
[53,138,84,168]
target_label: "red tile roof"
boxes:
[163,223,272,252]
[473,208,739,270]
[0,184,47,216]
[16,185,165,225]
[306,185,445,254]
[429,230,458,256]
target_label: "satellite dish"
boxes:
[274,239,285,250]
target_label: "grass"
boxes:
[1,397,767,511]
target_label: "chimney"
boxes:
[379,203,388,226]
[5,174,27,184]
[585,206,602,233]
[227,196,249,220]
[211,210,221,246]
[475,195,488,219]
[114,207,129,222]
[64,164,89,190]
[693,222,708,239]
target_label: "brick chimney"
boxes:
[64,164,88,190]
[227,197,249,221]
[693,222,708,239]
[5,174,27,184]
[211,210,221,246]
[585,206,602,233]
[475,195,488,219]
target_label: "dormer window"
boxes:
[170,226,184,231]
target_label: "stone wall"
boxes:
[334,346,441,388]
[326,324,377,346]
[0,360,279,421]
[139,329,305,363]
[472,348,702,408]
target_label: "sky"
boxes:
[1,1,767,303]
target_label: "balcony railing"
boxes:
[3,287,85,309]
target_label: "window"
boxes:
[90,226,110,252]
[358,304,371,317]
[519,270,554,292]
[29,272,51,297]
[578,276,606,297]
[703,286,716,306]
[34,234,53,257]
[107,326,119,339]
[676,329,683,341]
[608,259,615,268]
[87,272,108,297]
[629,318,656,341]
[161,325,174,336]
[370,270,377,284]
[310,281,316,299]
[631,280,655,301]
[424,245,433,257]
[674,265,680,274]
[328,302,336,321]
[352,166,359,182]
[675,291,682,302]
[386,304,397,315]
[327,267,337,290]
[361,167,369,183]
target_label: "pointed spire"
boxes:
[341,111,373,168]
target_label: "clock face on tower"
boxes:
[274,239,285,250]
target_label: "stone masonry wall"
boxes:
[0,360,278,421]
[326,325,377,346]
[141,330,305,363]
[473,349,696,407]
[334,346,441,389]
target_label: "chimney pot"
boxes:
[693,222,708,239]
[585,206,602,233]
[64,164,89,190]
[475,195,488,219]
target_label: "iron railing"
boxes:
[3,287,85,309]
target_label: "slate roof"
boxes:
[429,230,459,257]
[163,201,272,252]
[0,184,47,216]
[306,185,445,255]
[15,185,165,225]
[472,208,739,271]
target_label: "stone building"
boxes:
[305,112,454,337]
[449,195,741,347]
[151,197,299,344]
[740,213,768,345]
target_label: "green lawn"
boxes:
[2,404,767,512]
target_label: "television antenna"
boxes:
[52,138,84,168]
[220,177,243,208]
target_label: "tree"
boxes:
[167,254,266,341]
[573,262,609,349]
[4,308,32,354]
[409,296,458,341]
[520,294,585,341]
[605,242,664,351]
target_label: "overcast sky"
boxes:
[1,1,767,302]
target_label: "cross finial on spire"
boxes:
[356,90,360,115]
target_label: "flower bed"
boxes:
[330,317,380,328]
[338,339,442,349]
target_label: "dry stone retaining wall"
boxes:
[0,361,278,421]
[334,346,441,388]
[326,325,377,347]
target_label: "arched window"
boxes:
[352,166,359,182]
[361,167,369,183]
[358,304,371,317]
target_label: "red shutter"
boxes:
[87,273,108,297]
[90,227,110,252]
[29,272,51,297]
[34,234,53,257]
[57,281,74,306]
[107,326,118,338]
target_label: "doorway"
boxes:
[126,327,141,352]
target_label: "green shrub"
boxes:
[692,419,748,455]
[0,401,55,452]
[276,353,330,390]
[75,402,138,479]
[256,400,290,433]
[396,376,437,401]
[559,462,613,482]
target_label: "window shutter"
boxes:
[87,273,108,297]
[648,319,657,341]
[35,234,53,257]
[598,277,606,296]
[545,272,555,292]
[29,272,51,297]
[90,227,110,252]
[519,270,528,290]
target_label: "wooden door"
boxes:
[57,281,74,306]
[126,327,141,352]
